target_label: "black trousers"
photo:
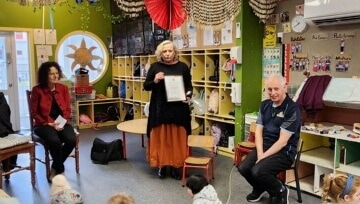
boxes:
[34,124,76,173]
[238,148,293,196]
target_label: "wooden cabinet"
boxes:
[285,107,360,196]
[76,98,122,129]
[112,48,236,157]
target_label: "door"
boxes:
[0,31,31,131]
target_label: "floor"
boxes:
[2,126,321,204]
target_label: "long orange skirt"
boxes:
[146,124,187,168]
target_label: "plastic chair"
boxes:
[0,134,35,188]
[181,135,215,187]
[278,138,304,203]
[234,122,256,166]
[26,90,80,179]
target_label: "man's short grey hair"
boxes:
[266,74,286,87]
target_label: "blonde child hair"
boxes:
[322,173,360,203]
[107,192,135,204]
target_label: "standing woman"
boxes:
[30,61,76,181]
[144,40,193,179]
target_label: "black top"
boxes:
[256,94,302,160]
[144,61,193,137]
[0,92,14,137]
[49,91,63,120]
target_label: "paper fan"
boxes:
[145,0,186,30]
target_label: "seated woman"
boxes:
[30,61,76,182]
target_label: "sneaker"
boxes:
[246,189,267,202]
[269,186,289,204]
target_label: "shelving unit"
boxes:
[112,48,236,156]
[285,122,360,196]
[76,98,122,129]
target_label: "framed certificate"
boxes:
[164,75,186,102]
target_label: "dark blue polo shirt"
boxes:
[256,94,301,160]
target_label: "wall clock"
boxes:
[56,31,109,84]
[291,15,308,34]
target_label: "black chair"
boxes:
[279,138,304,203]
[26,90,80,179]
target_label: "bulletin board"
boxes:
[271,0,360,86]
[172,19,237,50]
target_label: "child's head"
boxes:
[186,174,209,198]
[107,192,135,204]
[322,173,360,203]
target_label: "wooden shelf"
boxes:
[113,49,236,158]
[301,147,334,168]
[287,175,322,196]
[76,98,122,129]
[297,120,360,197]
[337,160,360,176]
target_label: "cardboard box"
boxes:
[75,85,92,94]
[75,74,89,86]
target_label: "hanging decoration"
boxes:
[145,0,186,30]
[183,0,241,29]
[12,0,57,6]
[114,0,145,18]
[248,0,278,23]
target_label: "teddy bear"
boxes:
[50,175,83,204]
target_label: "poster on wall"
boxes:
[263,25,277,48]
[221,20,233,44]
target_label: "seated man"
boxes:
[0,92,17,169]
[238,74,301,204]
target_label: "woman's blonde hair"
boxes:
[107,192,135,204]
[155,40,178,61]
[322,173,360,203]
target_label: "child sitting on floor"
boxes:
[186,174,222,204]
[107,192,135,204]
[322,173,360,204]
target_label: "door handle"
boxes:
[9,83,13,87]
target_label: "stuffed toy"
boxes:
[208,89,219,114]
[50,175,83,204]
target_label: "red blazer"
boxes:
[30,83,71,126]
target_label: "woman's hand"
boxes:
[48,122,64,131]
[154,72,164,83]
[182,97,191,104]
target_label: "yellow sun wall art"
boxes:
[56,31,109,84]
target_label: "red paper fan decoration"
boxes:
[145,0,186,30]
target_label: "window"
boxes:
[55,31,109,84]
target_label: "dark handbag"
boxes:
[90,138,123,164]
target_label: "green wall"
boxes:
[234,0,263,143]
[0,0,113,94]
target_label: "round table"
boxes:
[117,118,199,159]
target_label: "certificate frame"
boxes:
[164,75,186,102]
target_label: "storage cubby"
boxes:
[113,48,236,157]
[285,106,360,196]
[76,98,122,129]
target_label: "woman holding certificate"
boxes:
[30,61,76,182]
[144,40,193,180]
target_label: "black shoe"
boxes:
[157,167,166,179]
[47,168,57,183]
[170,167,181,180]
[269,186,289,204]
[246,189,267,202]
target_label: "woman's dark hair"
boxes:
[186,174,209,194]
[37,61,63,87]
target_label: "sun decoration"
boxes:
[65,38,104,72]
